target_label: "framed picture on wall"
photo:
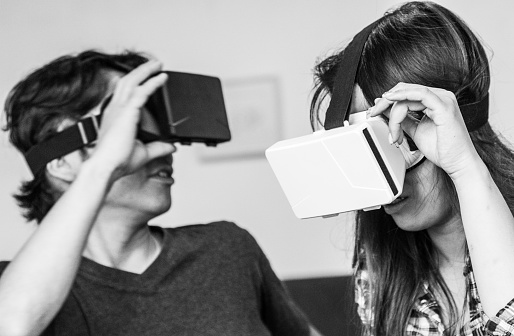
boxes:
[198,76,281,161]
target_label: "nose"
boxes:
[167,142,178,154]
[148,141,177,164]
[152,146,174,166]
[155,140,177,153]
[161,141,176,163]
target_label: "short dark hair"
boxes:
[3,50,150,223]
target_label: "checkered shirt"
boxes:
[354,256,514,335]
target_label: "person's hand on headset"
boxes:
[91,60,175,183]
[370,82,481,181]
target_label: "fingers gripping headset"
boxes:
[24,71,231,176]
[265,20,489,219]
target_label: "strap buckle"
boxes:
[77,115,100,145]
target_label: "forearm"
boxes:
[0,160,113,336]
[453,156,514,316]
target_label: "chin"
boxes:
[153,199,172,215]
[136,196,172,220]
[391,215,432,232]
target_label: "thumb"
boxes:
[145,142,176,161]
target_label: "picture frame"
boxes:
[198,76,281,161]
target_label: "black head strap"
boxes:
[24,114,101,175]
[23,97,157,176]
[324,20,489,132]
[324,20,380,130]
[459,94,489,131]
[22,62,144,176]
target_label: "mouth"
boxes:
[155,169,172,178]
[149,166,174,184]
[387,196,407,206]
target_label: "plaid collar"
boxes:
[355,253,514,335]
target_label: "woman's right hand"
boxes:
[90,60,175,182]
[370,82,480,181]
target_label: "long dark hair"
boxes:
[310,1,514,335]
[3,50,149,223]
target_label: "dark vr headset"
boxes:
[266,19,489,219]
[24,72,231,175]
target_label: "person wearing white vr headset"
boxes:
[307,1,514,335]
[0,50,319,336]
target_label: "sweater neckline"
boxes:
[78,225,174,290]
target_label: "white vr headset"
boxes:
[265,18,489,219]
[266,112,423,219]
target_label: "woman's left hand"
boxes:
[370,82,480,180]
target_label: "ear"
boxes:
[45,151,85,183]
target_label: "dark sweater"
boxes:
[0,222,310,336]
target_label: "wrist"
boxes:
[450,154,491,191]
[79,158,118,189]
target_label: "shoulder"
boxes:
[160,221,261,252]
[164,221,255,241]
[156,222,266,278]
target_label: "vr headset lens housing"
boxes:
[24,71,231,175]
[349,111,425,171]
[137,106,163,143]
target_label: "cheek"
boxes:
[405,164,453,222]
[406,161,438,193]
[108,173,146,198]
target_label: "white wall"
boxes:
[0,0,512,280]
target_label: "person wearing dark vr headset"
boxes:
[0,51,318,336]
[310,1,514,335]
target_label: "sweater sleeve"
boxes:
[242,232,311,336]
